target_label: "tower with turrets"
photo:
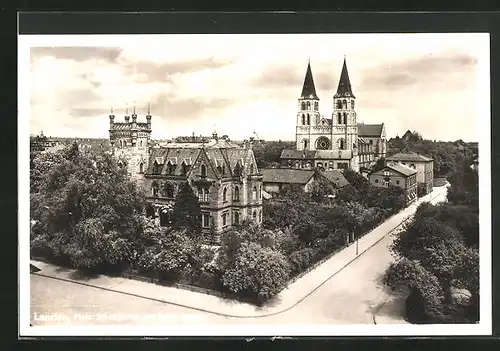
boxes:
[109,102,152,180]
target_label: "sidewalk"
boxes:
[31,184,449,318]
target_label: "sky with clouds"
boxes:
[27,34,488,141]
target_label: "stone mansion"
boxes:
[280,58,387,172]
[108,105,263,243]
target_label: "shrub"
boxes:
[289,248,317,275]
[221,242,291,304]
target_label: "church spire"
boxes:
[335,57,355,98]
[300,60,319,99]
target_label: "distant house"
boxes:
[30,131,61,153]
[401,130,414,142]
[261,168,349,194]
[369,162,418,205]
[386,151,433,195]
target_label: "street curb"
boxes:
[32,215,413,319]
[32,186,447,319]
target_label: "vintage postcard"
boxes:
[19,32,491,336]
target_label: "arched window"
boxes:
[146,205,155,219]
[351,100,355,109]
[339,138,345,150]
[306,101,311,110]
[253,211,257,220]
[307,114,310,125]
[337,100,342,109]
[201,164,207,177]
[223,187,227,202]
[314,101,319,111]
[234,211,240,224]
[139,162,144,173]
[338,112,342,124]
[118,161,124,168]
[295,161,300,168]
[139,140,143,147]
[234,186,240,201]
[259,185,262,199]
[303,139,308,150]
[252,186,257,201]
[302,114,305,125]
[164,182,174,198]
[343,113,347,124]
[152,181,159,197]
[301,102,306,110]
[159,208,170,227]
[343,99,347,109]
[182,162,188,175]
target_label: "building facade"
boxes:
[386,151,433,195]
[281,58,387,173]
[369,162,418,205]
[108,107,262,243]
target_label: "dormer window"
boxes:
[182,162,189,175]
[167,161,175,174]
[152,161,162,175]
[201,164,207,177]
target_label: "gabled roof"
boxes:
[372,162,417,177]
[386,151,433,162]
[262,168,315,184]
[316,170,350,188]
[357,123,384,137]
[300,61,319,99]
[386,163,418,177]
[334,58,355,99]
[280,149,316,159]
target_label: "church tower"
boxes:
[296,60,321,151]
[331,57,358,168]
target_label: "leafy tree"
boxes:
[370,157,386,173]
[171,181,202,235]
[342,168,370,194]
[30,145,146,271]
[137,228,196,281]
[221,241,291,304]
[309,176,336,203]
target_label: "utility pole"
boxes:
[356,234,359,255]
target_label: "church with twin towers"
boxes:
[280,57,387,173]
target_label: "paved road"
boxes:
[30,231,401,326]
[30,186,448,326]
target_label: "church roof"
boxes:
[357,123,384,137]
[280,149,352,160]
[334,58,355,99]
[300,61,319,100]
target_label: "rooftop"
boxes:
[386,151,433,162]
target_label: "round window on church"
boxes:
[316,137,331,150]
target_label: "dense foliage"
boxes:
[30,143,146,271]
[388,131,473,178]
[383,158,479,323]
[251,140,295,168]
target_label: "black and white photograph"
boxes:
[19,31,491,336]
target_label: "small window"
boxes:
[222,213,228,226]
[202,213,211,228]
[223,187,227,202]
[234,211,240,224]
[253,211,257,220]
[375,179,379,183]
[301,102,306,110]
[139,162,144,173]
[396,180,400,185]
[152,161,162,175]
[306,101,311,110]
[302,114,305,125]
[314,101,319,111]
[201,164,207,177]
[252,186,257,201]
[164,182,175,198]
[307,114,310,125]
[234,186,240,201]
[152,181,159,197]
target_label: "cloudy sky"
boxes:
[26,34,488,141]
